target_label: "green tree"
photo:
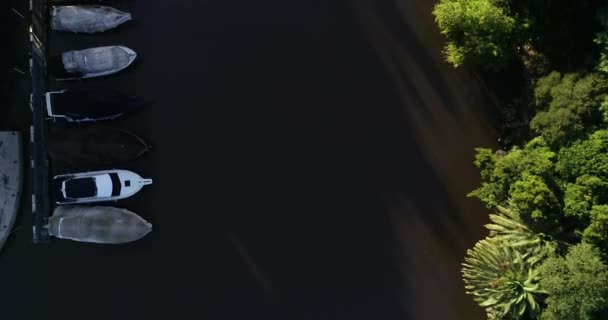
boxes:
[556,130,608,182]
[486,206,558,265]
[581,205,608,249]
[462,238,546,319]
[600,97,608,123]
[508,173,561,230]
[432,0,521,69]
[469,137,556,209]
[595,7,608,74]
[595,30,608,74]
[530,72,608,147]
[563,175,608,219]
[539,243,608,320]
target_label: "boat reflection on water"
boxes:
[48,205,152,244]
[48,125,150,166]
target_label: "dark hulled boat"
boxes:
[48,125,150,166]
[45,87,145,122]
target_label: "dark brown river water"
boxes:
[0,1,497,319]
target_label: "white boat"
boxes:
[48,205,152,244]
[53,169,152,205]
[51,5,132,33]
[58,45,137,79]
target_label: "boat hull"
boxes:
[48,205,152,244]
[48,125,150,166]
[55,45,136,80]
[53,169,153,205]
[45,87,145,122]
[51,5,132,33]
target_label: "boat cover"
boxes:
[48,206,152,244]
[61,46,136,78]
[51,5,132,33]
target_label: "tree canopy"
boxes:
[432,0,521,69]
[555,130,608,182]
[582,205,608,250]
[445,2,608,318]
[539,243,608,320]
[469,138,556,211]
[462,238,545,319]
[508,173,561,230]
[530,72,608,147]
[596,8,608,74]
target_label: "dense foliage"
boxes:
[530,72,608,147]
[596,8,608,74]
[433,0,605,70]
[462,238,545,319]
[432,0,521,68]
[538,243,608,320]
[447,2,608,319]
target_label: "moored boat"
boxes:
[48,125,150,166]
[50,45,137,80]
[48,205,152,244]
[53,169,153,205]
[45,87,145,122]
[51,5,132,33]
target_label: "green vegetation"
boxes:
[432,0,521,69]
[596,9,608,74]
[530,72,608,147]
[462,238,545,319]
[433,0,605,71]
[432,1,608,318]
[538,243,608,320]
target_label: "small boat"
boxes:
[50,45,136,80]
[45,87,145,122]
[48,125,150,166]
[51,5,132,33]
[53,169,153,205]
[48,205,152,244]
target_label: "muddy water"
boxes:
[0,1,495,319]
[354,1,498,318]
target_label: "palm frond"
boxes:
[462,238,546,320]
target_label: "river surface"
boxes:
[0,1,497,319]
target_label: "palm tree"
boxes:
[462,238,546,319]
[486,206,558,265]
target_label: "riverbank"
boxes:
[354,0,497,318]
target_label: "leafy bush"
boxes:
[432,0,522,69]
[469,138,556,211]
[539,243,608,320]
[531,72,608,147]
